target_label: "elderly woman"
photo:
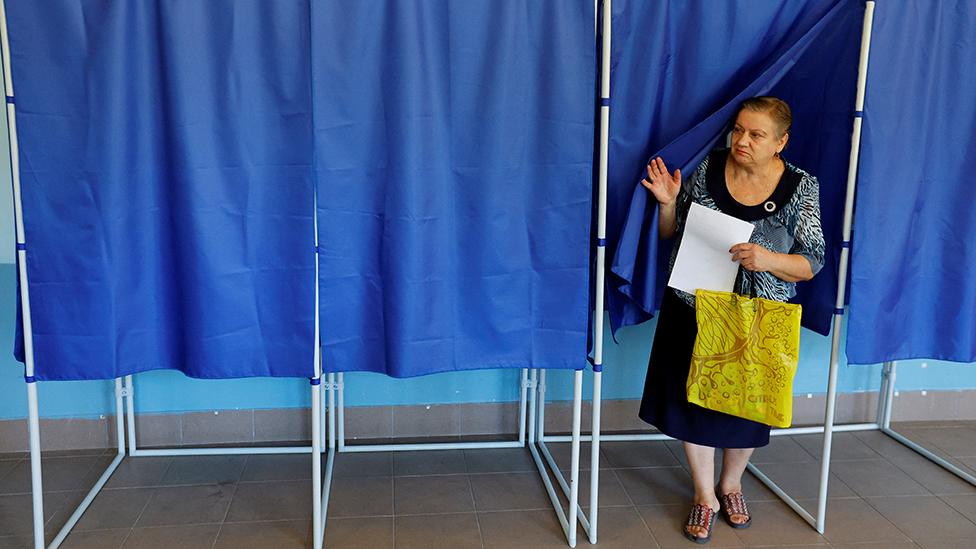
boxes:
[639,96,825,544]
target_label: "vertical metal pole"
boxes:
[114,378,125,455]
[876,362,890,427]
[588,373,602,541]
[311,379,322,549]
[311,171,324,549]
[568,370,584,548]
[0,3,44,546]
[125,375,137,454]
[882,361,896,429]
[328,373,336,450]
[519,368,529,445]
[537,370,547,443]
[26,383,44,549]
[587,0,611,541]
[816,0,875,534]
[528,369,538,444]
[337,372,345,451]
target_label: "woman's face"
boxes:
[729,109,788,168]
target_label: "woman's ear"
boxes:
[778,131,790,154]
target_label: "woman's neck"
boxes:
[727,156,781,184]
[725,154,785,206]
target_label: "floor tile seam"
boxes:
[326,513,396,520]
[129,495,236,531]
[858,493,952,542]
[220,518,310,525]
[607,465,687,471]
[238,476,311,483]
[466,470,549,477]
[217,482,238,526]
[881,454,976,497]
[133,481,243,489]
[754,466,860,499]
[209,523,221,549]
[76,453,114,484]
[393,510,483,519]
[840,486,932,500]
[331,474,397,480]
[235,455,249,484]
[471,504,563,514]
[392,472,472,479]
[856,492,968,500]
[881,429,959,458]
[468,470,487,548]
[933,493,976,528]
[115,526,137,549]
[628,502,678,549]
[129,521,223,529]
[235,478,315,485]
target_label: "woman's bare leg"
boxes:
[683,441,721,538]
[718,447,754,525]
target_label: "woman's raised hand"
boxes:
[640,157,681,206]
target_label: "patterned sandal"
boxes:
[719,491,752,529]
[683,503,717,544]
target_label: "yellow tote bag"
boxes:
[686,289,801,428]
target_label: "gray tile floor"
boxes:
[3,422,976,548]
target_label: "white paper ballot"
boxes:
[668,202,755,295]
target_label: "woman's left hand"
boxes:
[730,243,776,272]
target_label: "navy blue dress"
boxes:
[638,150,825,449]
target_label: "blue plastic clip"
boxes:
[24,375,36,383]
[600,97,610,107]
[834,308,845,316]
[5,96,13,105]
[309,377,321,386]
[597,238,607,247]
[841,241,851,249]
[853,110,864,118]
[16,243,25,251]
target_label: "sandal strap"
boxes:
[686,503,715,529]
[720,492,750,517]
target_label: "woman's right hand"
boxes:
[640,157,681,206]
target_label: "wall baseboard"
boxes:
[2,390,975,453]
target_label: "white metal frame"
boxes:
[320,367,592,547]
[317,4,610,548]
[17,1,970,548]
[539,0,976,539]
[523,1,612,545]
[0,2,327,546]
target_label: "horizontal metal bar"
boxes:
[339,440,522,453]
[131,446,311,457]
[542,422,880,443]
[746,462,818,530]
[49,453,125,548]
[881,427,976,486]
[773,423,879,436]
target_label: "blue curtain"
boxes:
[847,0,976,364]
[8,1,316,380]
[605,0,861,335]
[312,1,595,377]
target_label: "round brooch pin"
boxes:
[763,201,776,212]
